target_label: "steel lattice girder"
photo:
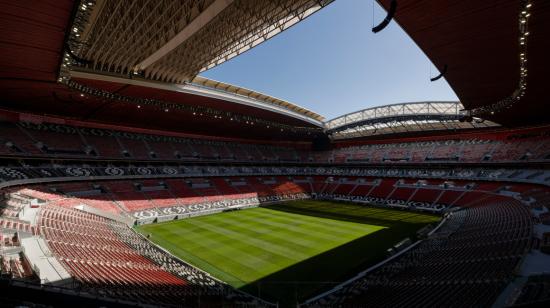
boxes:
[325,101,465,130]
[324,102,499,139]
[73,0,333,83]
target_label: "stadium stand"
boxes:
[3,172,545,306]
[37,205,267,306]
[2,119,550,164]
[304,198,533,307]
[0,186,273,305]
[0,175,536,222]
[2,120,550,306]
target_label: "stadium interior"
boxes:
[1,0,550,307]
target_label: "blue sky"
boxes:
[200,0,458,120]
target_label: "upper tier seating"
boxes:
[1,121,307,162]
[2,120,550,164]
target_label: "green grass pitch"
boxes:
[136,200,440,306]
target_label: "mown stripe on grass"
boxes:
[140,207,382,285]
[150,225,275,283]
[239,208,377,235]
[192,209,370,246]
[137,200,440,298]
[225,213,380,250]
[183,218,314,261]
[145,231,248,286]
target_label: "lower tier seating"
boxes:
[304,199,533,307]
[9,176,533,224]
[38,205,265,307]
[2,175,547,307]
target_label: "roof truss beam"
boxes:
[134,0,235,72]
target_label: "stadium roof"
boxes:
[377,0,549,126]
[325,101,499,139]
[69,69,324,126]
[190,76,324,122]
[69,0,333,83]
[1,0,548,141]
[0,0,326,140]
